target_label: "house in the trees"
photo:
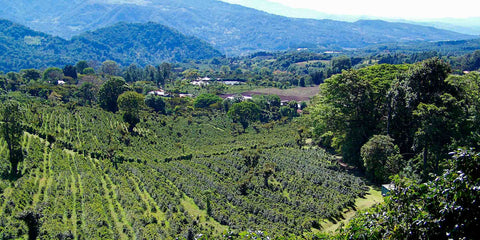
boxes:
[382,184,395,196]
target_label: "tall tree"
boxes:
[20,69,42,81]
[1,100,24,176]
[75,60,89,75]
[228,101,260,131]
[99,77,128,112]
[63,65,78,80]
[446,72,480,149]
[158,62,171,86]
[331,56,352,74]
[124,64,143,83]
[76,82,98,105]
[117,91,145,132]
[42,67,64,83]
[193,93,222,109]
[144,65,156,83]
[100,60,121,76]
[389,58,456,177]
[307,64,408,167]
[361,135,403,183]
[144,94,166,114]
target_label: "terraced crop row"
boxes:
[1,98,368,238]
[0,133,218,239]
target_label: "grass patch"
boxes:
[320,186,384,233]
[181,194,228,235]
[242,86,320,102]
[294,60,328,67]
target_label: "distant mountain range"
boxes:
[221,0,480,35]
[0,20,222,72]
[0,0,474,56]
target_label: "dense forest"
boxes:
[0,46,479,239]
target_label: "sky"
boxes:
[223,0,480,20]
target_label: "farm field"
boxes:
[242,86,320,102]
[0,98,368,238]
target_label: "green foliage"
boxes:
[252,95,281,122]
[118,91,145,113]
[446,72,480,148]
[76,82,98,105]
[456,50,480,71]
[361,135,402,183]
[0,100,24,176]
[62,64,77,80]
[307,64,408,167]
[118,91,145,131]
[100,60,121,76]
[331,56,352,74]
[305,58,472,181]
[228,101,260,131]
[389,58,460,179]
[157,63,171,87]
[98,77,128,112]
[75,60,89,75]
[82,67,95,75]
[20,69,41,82]
[193,93,222,109]
[144,94,166,114]
[42,67,63,83]
[341,149,480,239]
[183,69,200,81]
[0,93,369,238]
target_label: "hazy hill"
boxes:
[0,0,473,55]
[0,20,71,72]
[0,20,222,72]
[359,38,480,55]
[221,0,480,35]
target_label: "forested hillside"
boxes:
[360,38,480,56]
[0,20,222,72]
[0,0,473,54]
[303,59,480,238]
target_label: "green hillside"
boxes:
[0,20,222,72]
[0,0,472,55]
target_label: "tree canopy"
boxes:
[193,93,222,109]
[117,91,145,131]
[99,77,128,112]
[341,149,480,239]
[1,100,24,176]
[306,58,473,181]
[228,101,260,131]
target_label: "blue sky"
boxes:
[223,0,479,20]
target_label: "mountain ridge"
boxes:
[220,0,480,35]
[0,0,473,55]
[0,19,222,72]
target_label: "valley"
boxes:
[0,0,479,239]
